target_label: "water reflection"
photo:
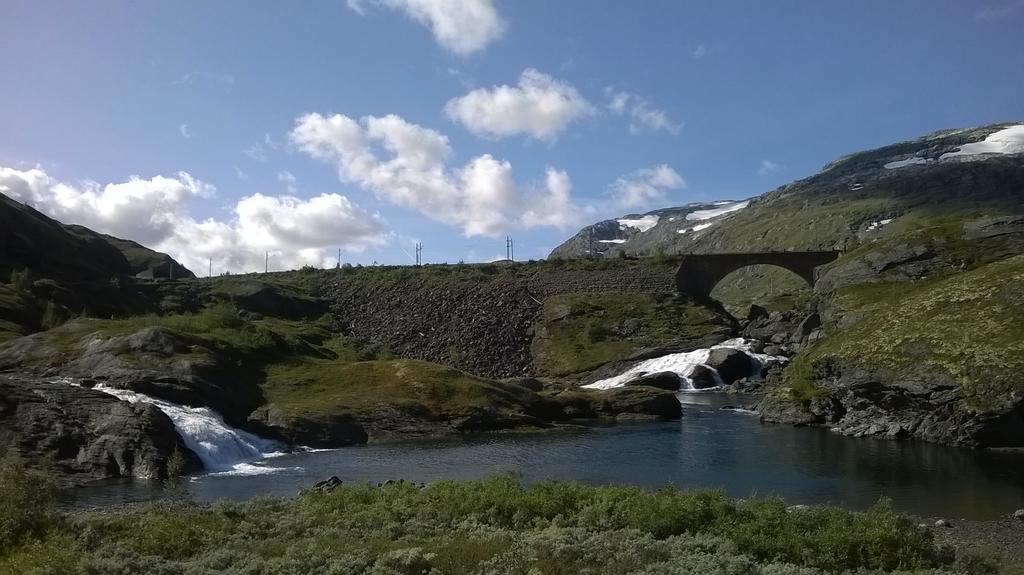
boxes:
[63,396,1024,519]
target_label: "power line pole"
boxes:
[265,251,269,274]
[209,257,212,279]
[336,248,341,269]
[510,238,514,262]
[414,242,423,266]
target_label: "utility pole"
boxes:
[414,242,423,266]
[588,228,594,259]
[506,235,515,262]
[265,252,269,274]
[337,248,341,269]
[209,257,212,279]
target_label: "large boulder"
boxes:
[248,405,368,448]
[597,386,683,420]
[0,376,200,482]
[706,348,753,385]
[688,364,721,389]
[624,371,681,391]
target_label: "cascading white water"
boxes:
[92,384,289,476]
[582,338,787,391]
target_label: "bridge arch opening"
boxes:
[708,264,813,317]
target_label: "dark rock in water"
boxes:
[248,405,368,448]
[791,313,821,343]
[706,348,753,385]
[311,476,343,493]
[550,386,682,420]
[689,364,721,389]
[624,371,681,391]
[757,358,1024,447]
[598,386,682,420]
[0,376,200,482]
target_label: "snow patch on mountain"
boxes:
[685,201,749,221]
[941,125,1024,159]
[617,215,660,233]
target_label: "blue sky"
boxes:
[1,0,1022,273]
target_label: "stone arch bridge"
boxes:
[675,251,841,299]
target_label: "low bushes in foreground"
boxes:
[0,464,997,574]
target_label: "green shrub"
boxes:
[0,458,58,552]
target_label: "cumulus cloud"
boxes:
[290,112,583,235]
[609,165,685,209]
[0,166,387,274]
[605,90,682,135]
[347,0,504,55]
[444,69,594,142]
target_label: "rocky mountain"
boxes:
[554,123,1024,259]
[549,201,749,259]
[0,193,194,282]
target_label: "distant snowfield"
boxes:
[598,239,627,244]
[940,125,1024,159]
[686,200,749,221]
[617,215,660,233]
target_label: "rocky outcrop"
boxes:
[759,359,1024,447]
[623,371,681,391]
[705,348,752,385]
[0,376,200,483]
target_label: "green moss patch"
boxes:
[531,293,732,377]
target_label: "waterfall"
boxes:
[582,338,787,391]
[92,384,289,476]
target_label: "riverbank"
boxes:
[2,462,1011,575]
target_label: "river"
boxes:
[63,393,1024,519]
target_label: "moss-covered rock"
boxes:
[761,255,1024,446]
[530,293,735,377]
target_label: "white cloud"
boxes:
[277,170,298,193]
[179,124,193,139]
[976,0,1024,21]
[176,71,235,87]
[234,166,249,181]
[604,90,682,135]
[290,112,583,236]
[243,144,268,162]
[444,69,594,142]
[691,44,708,59]
[609,165,685,209]
[347,0,504,55]
[0,166,387,274]
[757,160,780,175]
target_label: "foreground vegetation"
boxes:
[1,462,1003,574]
